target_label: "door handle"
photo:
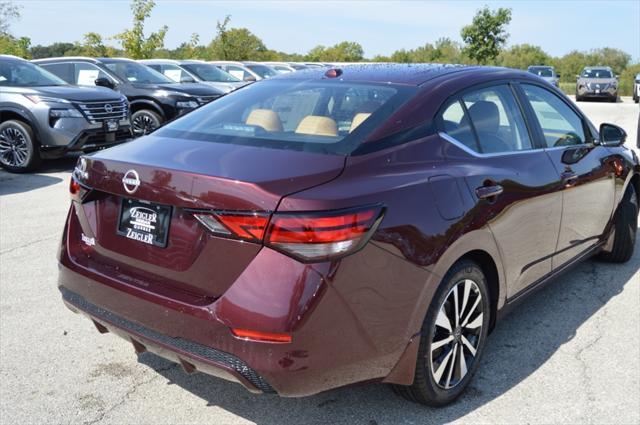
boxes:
[561,170,579,186]
[475,184,503,200]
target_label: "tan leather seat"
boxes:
[349,113,371,133]
[245,109,283,132]
[295,116,338,137]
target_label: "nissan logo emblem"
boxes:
[122,169,140,194]
[105,104,113,113]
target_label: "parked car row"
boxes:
[527,64,627,102]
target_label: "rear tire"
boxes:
[131,109,163,137]
[0,119,41,173]
[600,186,638,263]
[393,260,491,406]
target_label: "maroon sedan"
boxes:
[59,64,639,406]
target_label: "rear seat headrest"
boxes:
[295,116,338,137]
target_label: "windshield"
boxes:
[156,80,415,155]
[182,63,240,82]
[581,69,613,79]
[529,67,554,77]
[245,64,278,79]
[103,61,174,84]
[0,60,67,87]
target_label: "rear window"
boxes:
[156,80,415,155]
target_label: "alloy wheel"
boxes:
[429,278,483,390]
[0,126,29,167]
[132,113,159,136]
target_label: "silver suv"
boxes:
[0,55,131,172]
[575,66,619,102]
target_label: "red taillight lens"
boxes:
[231,328,292,343]
[69,177,81,197]
[193,206,384,262]
[193,212,269,242]
[265,206,384,262]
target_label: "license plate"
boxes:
[595,89,601,94]
[117,199,171,247]
[105,120,119,132]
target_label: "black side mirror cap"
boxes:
[95,77,115,90]
[599,123,627,147]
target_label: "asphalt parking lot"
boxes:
[1,98,639,425]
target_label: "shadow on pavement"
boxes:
[0,156,77,196]
[136,236,638,425]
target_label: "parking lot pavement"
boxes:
[0,99,638,425]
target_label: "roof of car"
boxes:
[274,63,507,85]
[32,57,136,64]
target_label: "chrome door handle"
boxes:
[561,170,579,186]
[475,184,503,200]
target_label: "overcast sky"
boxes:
[11,0,640,60]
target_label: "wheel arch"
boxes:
[0,107,40,143]
[129,99,166,120]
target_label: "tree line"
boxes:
[2,0,638,95]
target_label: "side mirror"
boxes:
[244,74,257,82]
[576,75,580,79]
[557,73,561,78]
[95,77,115,90]
[599,123,627,147]
[180,75,196,83]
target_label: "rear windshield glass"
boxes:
[156,80,415,155]
[581,69,613,78]
[529,67,553,77]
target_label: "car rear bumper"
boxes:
[57,205,428,396]
[60,286,273,393]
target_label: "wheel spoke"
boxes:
[433,346,454,383]
[465,313,483,330]
[461,296,481,327]
[431,335,453,352]
[444,343,458,388]
[461,335,477,356]
[460,279,471,321]
[435,307,452,332]
[458,344,467,378]
[453,284,460,326]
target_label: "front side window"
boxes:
[440,85,533,154]
[159,64,188,82]
[0,60,67,87]
[522,84,587,147]
[225,65,250,81]
[74,62,113,86]
[156,80,414,155]
[246,64,278,79]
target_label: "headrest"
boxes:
[295,116,338,137]
[349,113,371,133]
[245,109,283,132]
[467,101,500,134]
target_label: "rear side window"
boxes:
[440,85,533,154]
[522,84,586,147]
[156,80,415,155]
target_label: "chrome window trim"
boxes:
[438,132,543,158]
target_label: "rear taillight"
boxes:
[265,207,384,262]
[193,212,269,242]
[69,176,91,202]
[193,206,384,262]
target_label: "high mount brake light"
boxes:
[193,206,384,262]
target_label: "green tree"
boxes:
[305,41,364,62]
[114,0,168,59]
[461,6,512,64]
[208,16,267,60]
[619,63,640,96]
[0,0,20,34]
[0,34,29,57]
[29,42,75,58]
[589,47,631,75]
[498,44,550,70]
